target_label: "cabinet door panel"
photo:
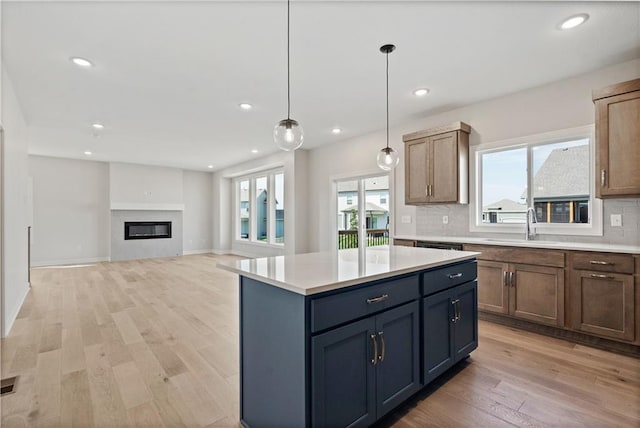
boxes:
[596,91,640,197]
[405,139,429,204]
[511,264,564,327]
[375,301,421,418]
[477,260,509,314]
[430,131,459,203]
[572,271,634,341]
[312,318,376,428]
[454,281,478,360]
[423,288,455,385]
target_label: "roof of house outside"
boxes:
[522,145,590,199]
[483,198,527,212]
[341,201,388,214]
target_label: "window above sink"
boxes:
[469,125,603,237]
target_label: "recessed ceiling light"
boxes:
[331,128,342,134]
[71,57,93,67]
[413,88,430,97]
[251,149,259,154]
[207,165,214,169]
[92,123,104,130]
[559,14,589,30]
[84,151,92,156]
[239,103,253,110]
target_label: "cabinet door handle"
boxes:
[366,294,389,304]
[425,185,429,196]
[430,185,434,196]
[590,260,612,266]
[590,273,614,280]
[601,169,607,187]
[370,334,378,365]
[451,299,460,322]
[503,271,508,287]
[509,271,515,288]
[448,273,463,279]
[456,300,462,322]
[378,331,386,362]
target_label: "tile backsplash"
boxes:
[415,198,640,246]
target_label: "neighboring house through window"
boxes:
[235,170,285,245]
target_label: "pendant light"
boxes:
[376,44,399,171]
[274,0,303,151]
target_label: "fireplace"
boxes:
[124,221,172,240]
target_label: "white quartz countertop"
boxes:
[217,246,479,296]
[394,235,640,254]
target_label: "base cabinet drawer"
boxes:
[572,270,635,341]
[312,301,421,427]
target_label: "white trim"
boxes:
[183,249,214,255]
[31,256,110,267]
[110,203,185,211]
[3,282,30,337]
[212,249,233,255]
[469,124,603,236]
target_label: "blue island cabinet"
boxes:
[239,260,477,428]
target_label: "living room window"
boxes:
[470,125,602,236]
[235,169,285,245]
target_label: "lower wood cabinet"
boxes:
[476,260,564,327]
[312,301,420,427]
[423,280,478,384]
[571,270,635,341]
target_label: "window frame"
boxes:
[469,125,603,236]
[234,168,285,246]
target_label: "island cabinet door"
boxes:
[375,301,421,419]
[423,287,456,385]
[311,318,376,428]
[453,281,478,360]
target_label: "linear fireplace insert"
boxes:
[124,221,172,240]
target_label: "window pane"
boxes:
[274,173,284,244]
[337,180,358,249]
[256,176,268,241]
[364,175,389,248]
[239,180,249,240]
[532,139,589,223]
[481,148,527,224]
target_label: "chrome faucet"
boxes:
[525,207,537,240]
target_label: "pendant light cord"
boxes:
[287,0,291,120]
[385,50,389,150]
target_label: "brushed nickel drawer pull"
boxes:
[509,271,515,288]
[366,294,389,304]
[371,334,378,365]
[601,169,606,187]
[590,273,614,279]
[378,331,386,362]
[503,271,508,287]
[590,260,612,265]
[448,273,463,279]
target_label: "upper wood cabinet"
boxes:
[403,122,471,205]
[593,78,640,198]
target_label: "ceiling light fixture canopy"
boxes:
[274,0,303,151]
[376,44,399,171]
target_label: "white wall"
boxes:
[212,150,309,257]
[29,156,110,266]
[307,58,640,252]
[183,170,213,253]
[1,67,30,336]
[110,162,183,209]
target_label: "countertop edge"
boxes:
[217,252,479,296]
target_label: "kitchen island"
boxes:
[218,246,479,428]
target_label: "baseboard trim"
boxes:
[183,249,214,255]
[31,257,110,268]
[3,282,30,337]
[479,312,639,357]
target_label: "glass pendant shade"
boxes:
[376,147,399,171]
[274,119,303,151]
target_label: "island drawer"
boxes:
[571,252,634,274]
[422,261,477,296]
[311,274,420,333]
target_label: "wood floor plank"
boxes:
[3,254,639,428]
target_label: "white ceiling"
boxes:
[3,1,639,171]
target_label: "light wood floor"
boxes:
[1,254,638,427]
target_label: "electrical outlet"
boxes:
[610,214,622,227]
[401,215,412,224]
[442,215,449,225]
